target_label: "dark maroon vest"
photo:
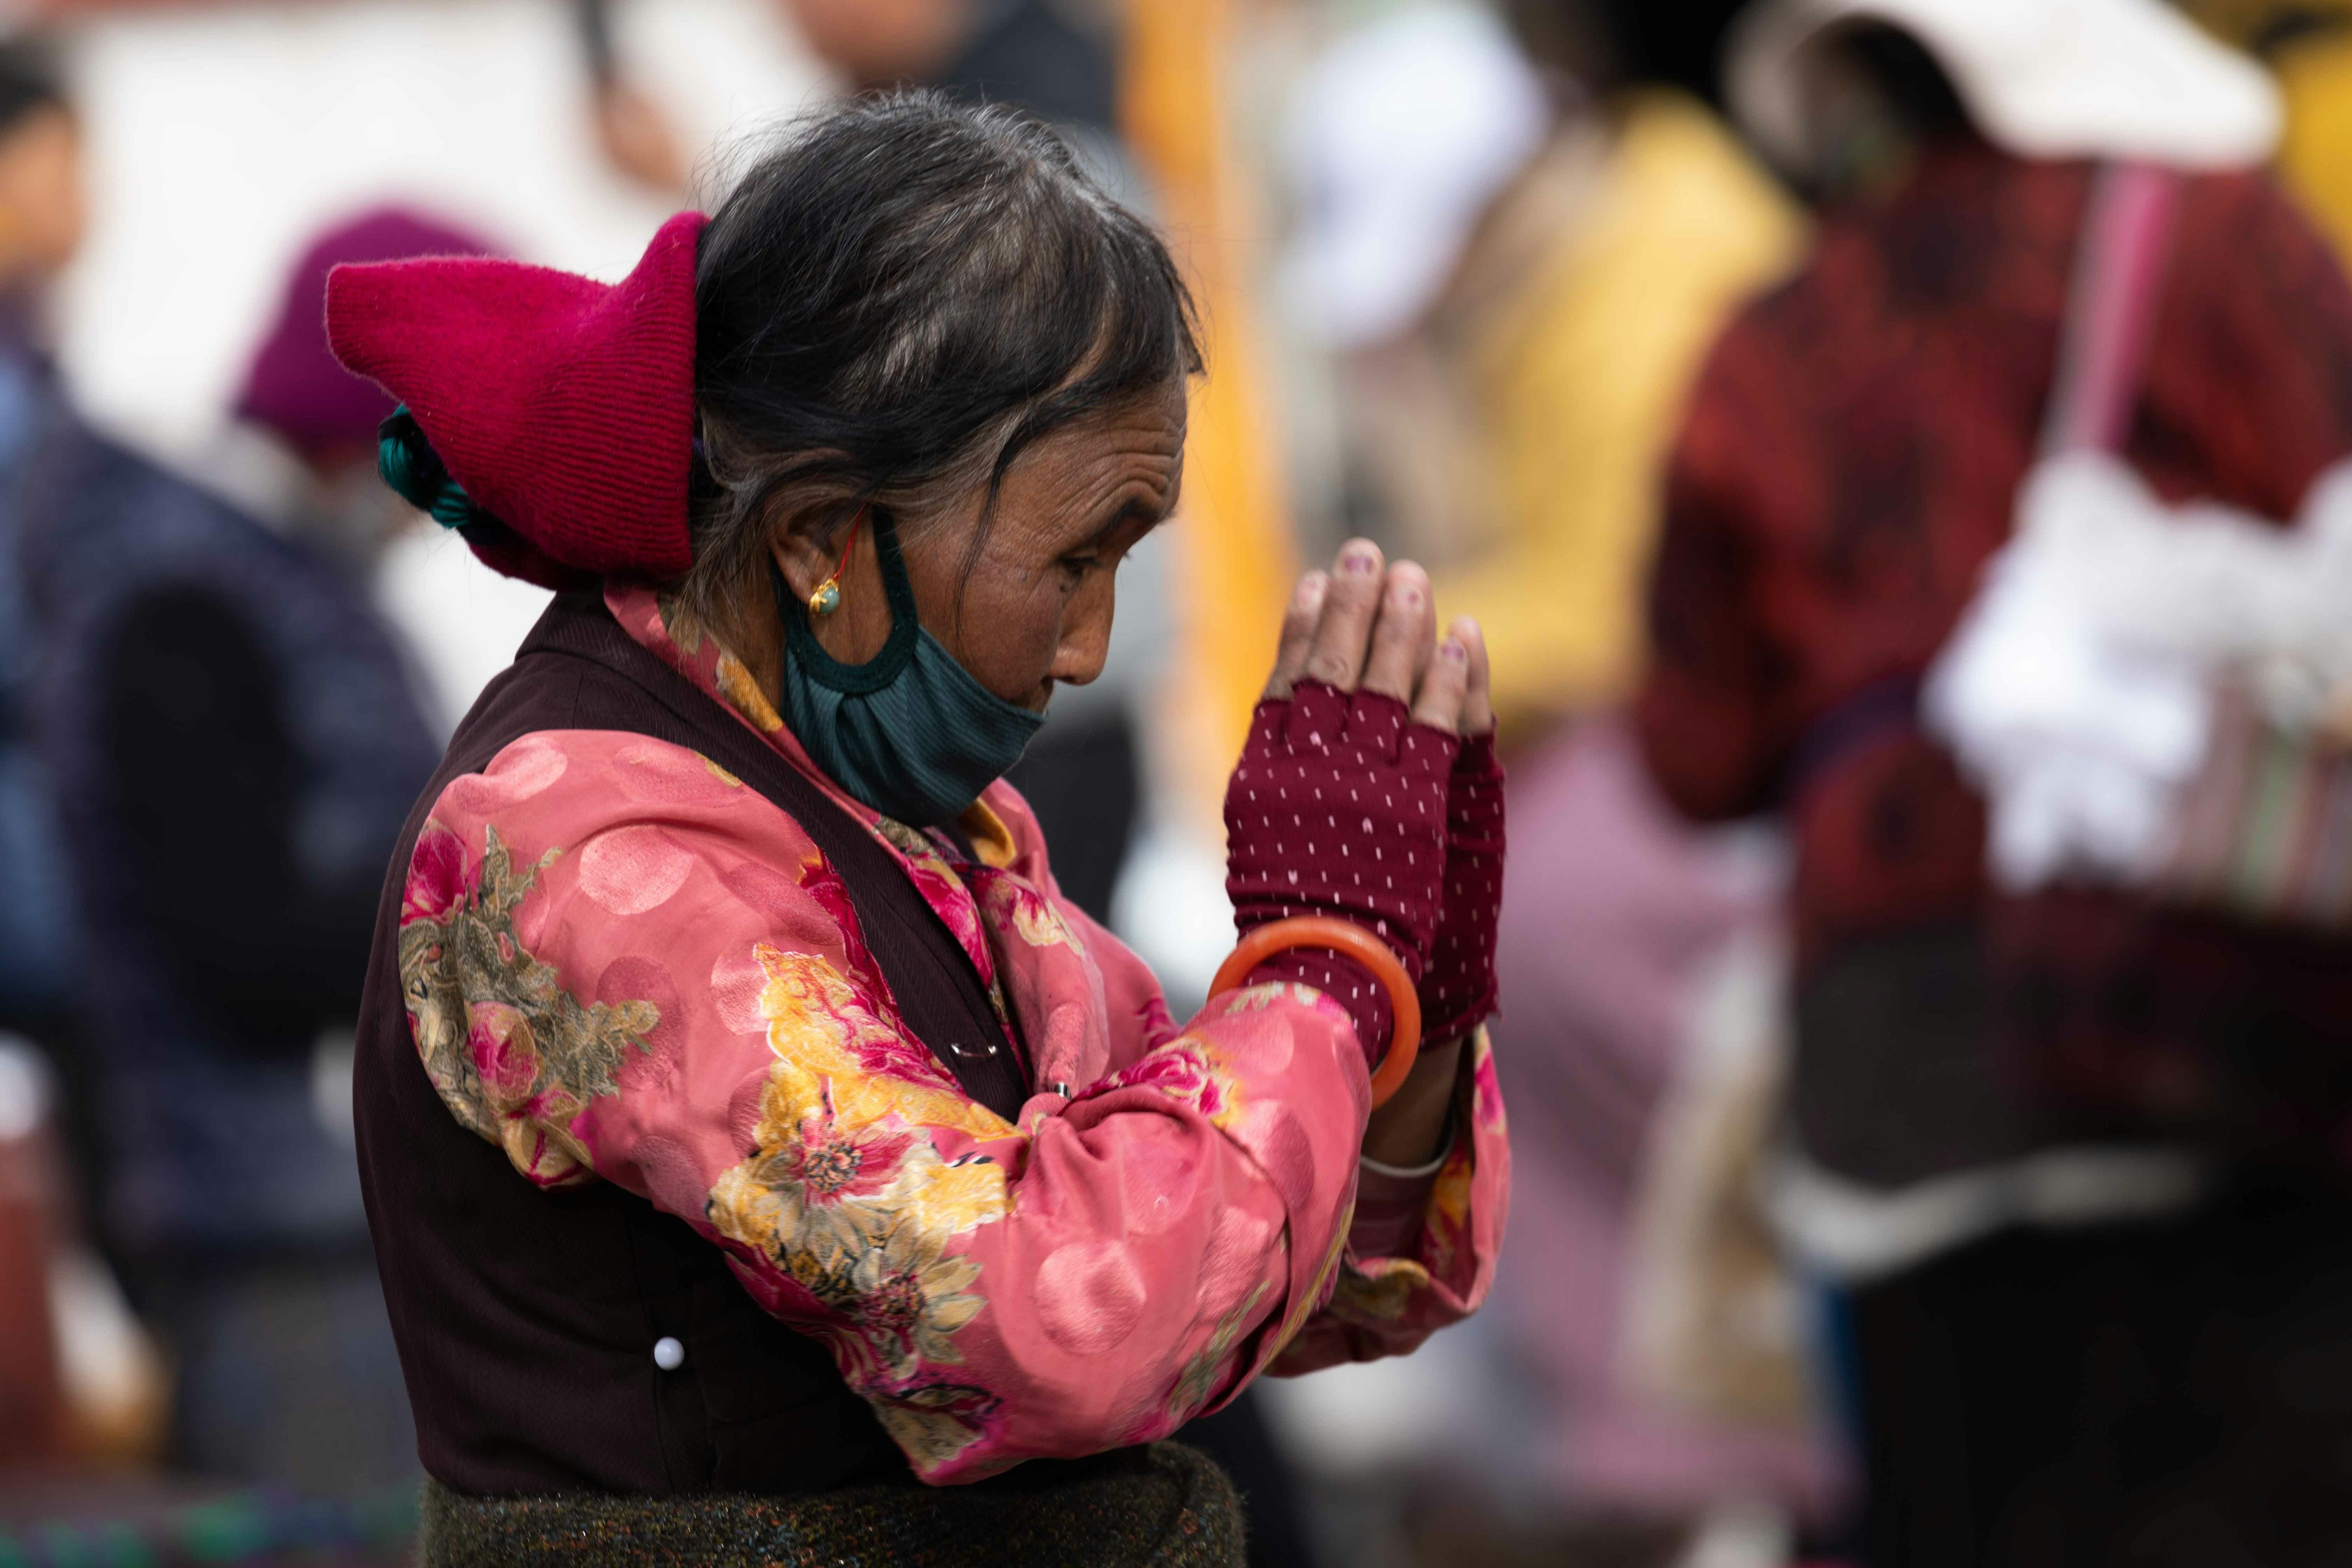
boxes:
[353,592,1030,1495]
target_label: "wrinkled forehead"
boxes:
[937,383,1189,559]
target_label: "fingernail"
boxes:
[1440,637,1468,663]
[1295,572,1327,610]
[1341,546,1378,576]
[1391,579,1424,609]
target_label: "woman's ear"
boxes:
[766,496,852,605]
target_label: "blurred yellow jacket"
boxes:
[2186,0,2352,262]
[1432,92,1803,737]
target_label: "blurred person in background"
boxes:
[0,42,91,1432]
[0,34,180,1484]
[1287,0,1798,740]
[781,0,1131,194]
[1640,0,2352,1559]
[576,0,693,196]
[327,92,1507,1565]
[234,209,500,584]
[0,36,86,1172]
[233,207,554,736]
[11,48,439,1495]
[1281,2,1834,1559]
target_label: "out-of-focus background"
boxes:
[4,0,2352,1564]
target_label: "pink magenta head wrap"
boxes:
[325,211,708,587]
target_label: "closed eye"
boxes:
[1063,496,1169,576]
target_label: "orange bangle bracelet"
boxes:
[1210,915,1422,1109]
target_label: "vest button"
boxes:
[653,1335,685,1371]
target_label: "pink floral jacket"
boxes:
[393,584,1509,1483]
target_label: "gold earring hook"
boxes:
[807,510,864,618]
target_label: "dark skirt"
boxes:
[417,1441,1245,1568]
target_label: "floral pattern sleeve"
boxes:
[1269,1031,1509,1375]
[398,726,1476,1483]
[1014,715,1509,1366]
[1064,890,1512,1381]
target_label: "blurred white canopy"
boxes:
[1276,2,1551,351]
[1728,0,2280,175]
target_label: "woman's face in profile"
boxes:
[807,381,1187,712]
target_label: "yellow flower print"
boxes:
[1216,981,1311,1018]
[1433,1149,1474,1230]
[712,1044,1011,1257]
[870,1382,1000,1473]
[852,1220,987,1374]
[753,945,1015,1142]
[754,950,864,1070]
[977,872,1082,954]
[1268,1224,1352,1356]
[710,1062,927,1263]
[902,1152,1009,1238]
[828,1072,1019,1144]
[785,1215,989,1382]
[1009,896,1067,951]
[654,593,705,657]
[1330,1256,1432,1324]
[714,650,786,734]
[1166,1281,1270,1423]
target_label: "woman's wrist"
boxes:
[1361,1034,1465,1167]
[1352,1112,1456,1258]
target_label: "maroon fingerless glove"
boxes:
[1420,729,1506,1042]
[1224,680,1459,1068]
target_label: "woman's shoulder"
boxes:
[422,727,824,862]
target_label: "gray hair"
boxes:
[681,91,1201,630]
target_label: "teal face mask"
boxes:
[774,510,1046,827]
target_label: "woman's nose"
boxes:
[1048,584,1116,687]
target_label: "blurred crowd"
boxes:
[2,1,2352,1566]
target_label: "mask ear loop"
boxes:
[774,504,923,695]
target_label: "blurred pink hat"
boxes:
[237,206,502,456]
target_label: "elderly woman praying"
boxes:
[331,92,1508,1567]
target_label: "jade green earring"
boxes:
[806,511,861,617]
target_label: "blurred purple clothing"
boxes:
[236,207,497,456]
[1488,717,1838,1513]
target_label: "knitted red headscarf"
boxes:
[325,211,708,588]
